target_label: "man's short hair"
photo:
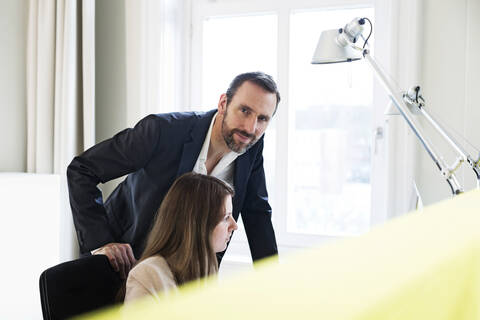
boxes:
[226,72,281,114]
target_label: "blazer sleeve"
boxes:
[67,115,162,253]
[241,139,278,261]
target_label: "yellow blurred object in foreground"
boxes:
[82,189,480,320]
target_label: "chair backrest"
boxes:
[39,255,122,320]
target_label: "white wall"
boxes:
[0,0,27,172]
[95,0,128,197]
[415,0,480,205]
[0,173,61,320]
[95,0,127,143]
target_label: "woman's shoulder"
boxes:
[125,255,177,302]
[129,255,176,286]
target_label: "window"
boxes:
[190,0,388,263]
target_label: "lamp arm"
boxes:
[362,49,463,195]
[403,88,480,186]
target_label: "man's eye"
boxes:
[259,116,267,122]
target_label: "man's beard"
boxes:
[221,117,258,154]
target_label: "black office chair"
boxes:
[39,255,123,320]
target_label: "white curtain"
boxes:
[125,0,187,127]
[26,0,95,260]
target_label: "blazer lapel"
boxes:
[176,110,217,177]
[233,151,252,217]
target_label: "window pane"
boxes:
[202,14,277,108]
[289,7,374,236]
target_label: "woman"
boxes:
[123,172,238,302]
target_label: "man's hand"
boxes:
[92,243,137,279]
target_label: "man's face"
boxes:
[219,81,277,154]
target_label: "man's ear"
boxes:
[218,94,228,115]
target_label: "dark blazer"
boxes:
[67,110,278,261]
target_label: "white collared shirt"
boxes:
[192,112,239,186]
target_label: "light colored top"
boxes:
[192,112,239,186]
[124,255,177,303]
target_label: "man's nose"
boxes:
[244,116,257,134]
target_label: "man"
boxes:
[67,72,280,279]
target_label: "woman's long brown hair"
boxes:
[139,172,234,284]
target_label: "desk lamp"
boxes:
[311,17,480,195]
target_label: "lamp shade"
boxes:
[311,29,362,64]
